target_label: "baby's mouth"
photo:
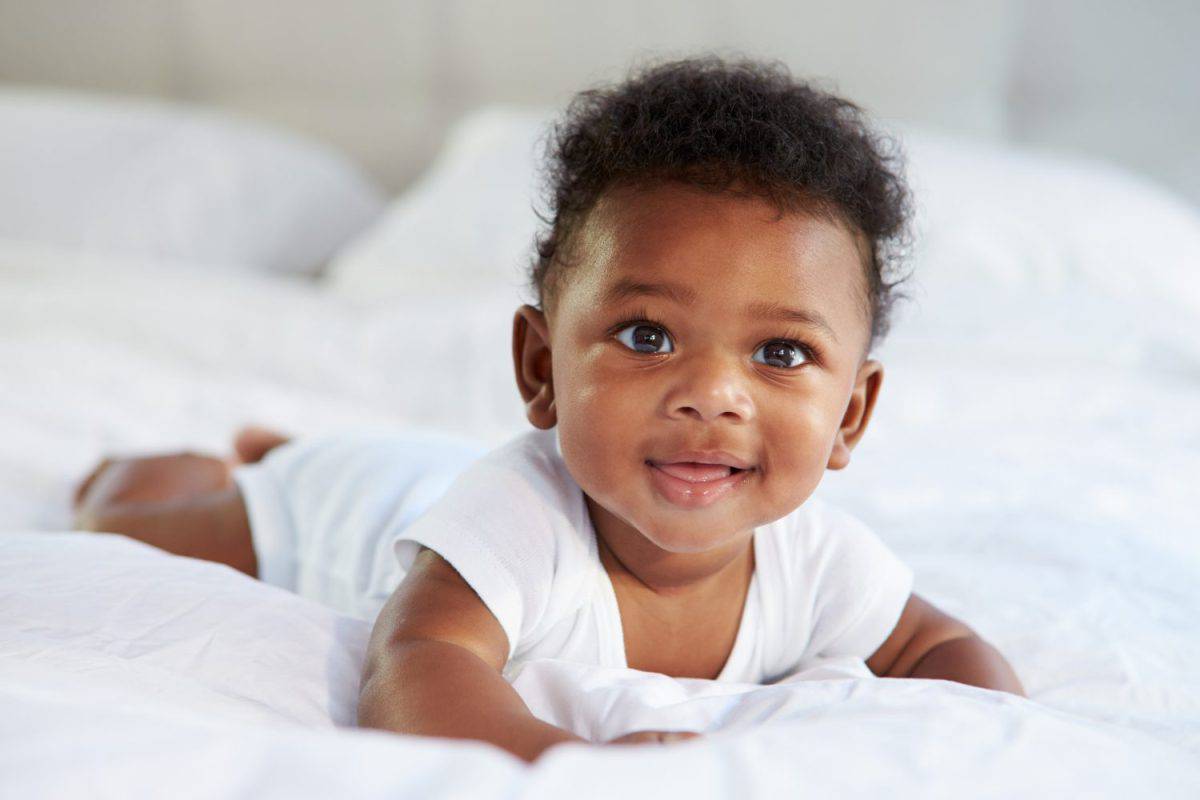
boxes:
[651,462,744,483]
[644,458,755,509]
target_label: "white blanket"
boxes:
[3,532,1197,798]
[2,239,1200,797]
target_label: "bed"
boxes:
[2,95,1199,797]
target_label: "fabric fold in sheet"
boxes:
[2,532,1199,799]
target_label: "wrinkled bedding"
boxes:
[4,532,1198,798]
[2,238,1200,797]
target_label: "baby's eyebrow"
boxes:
[745,301,840,344]
[602,278,840,345]
[602,279,697,307]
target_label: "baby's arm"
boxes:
[865,593,1026,697]
[358,546,584,762]
[359,547,698,762]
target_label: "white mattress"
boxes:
[2,233,1199,796]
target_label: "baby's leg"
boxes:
[74,429,290,577]
[80,427,485,619]
[232,429,487,620]
[79,477,257,576]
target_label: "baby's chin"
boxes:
[622,503,763,554]
[582,474,798,554]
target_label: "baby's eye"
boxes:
[615,323,674,354]
[753,340,807,369]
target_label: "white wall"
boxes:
[0,0,1196,208]
[1007,0,1200,208]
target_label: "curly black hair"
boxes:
[530,55,914,353]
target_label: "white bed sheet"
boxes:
[2,236,1199,796]
[4,532,1198,799]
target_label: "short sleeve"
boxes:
[801,501,914,661]
[391,431,589,664]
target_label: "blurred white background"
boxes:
[1,0,1196,206]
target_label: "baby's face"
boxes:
[521,182,882,554]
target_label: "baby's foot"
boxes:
[233,426,291,465]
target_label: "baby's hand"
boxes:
[603,730,702,747]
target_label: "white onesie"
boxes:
[233,427,914,684]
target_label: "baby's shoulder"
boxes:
[468,429,582,513]
[391,429,598,660]
[422,428,595,557]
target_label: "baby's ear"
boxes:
[827,359,883,470]
[512,305,557,429]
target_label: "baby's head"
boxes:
[512,56,912,553]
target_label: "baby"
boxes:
[74,56,1025,763]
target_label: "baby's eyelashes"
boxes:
[752,340,809,369]
[615,323,674,354]
[612,320,813,371]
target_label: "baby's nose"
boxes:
[666,357,754,423]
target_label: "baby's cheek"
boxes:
[560,415,608,471]
[776,461,824,513]
[560,361,646,434]
[555,386,631,488]
[757,419,831,506]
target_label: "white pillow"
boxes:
[898,124,1200,314]
[0,88,386,276]
[327,105,1200,316]
[327,106,551,302]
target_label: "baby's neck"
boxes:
[585,495,754,599]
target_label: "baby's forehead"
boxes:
[571,182,872,329]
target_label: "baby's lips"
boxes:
[654,461,734,483]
